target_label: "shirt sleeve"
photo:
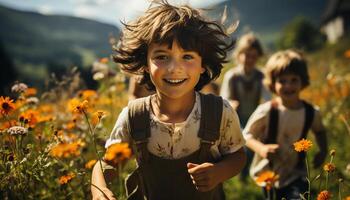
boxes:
[218,99,245,155]
[104,107,131,149]
[243,103,270,141]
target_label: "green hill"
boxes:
[0,5,119,88]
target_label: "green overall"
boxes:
[125,93,226,200]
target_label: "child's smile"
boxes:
[147,40,205,100]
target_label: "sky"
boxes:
[0,0,227,27]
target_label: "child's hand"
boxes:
[92,187,117,200]
[259,144,279,159]
[313,151,327,168]
[187,162,219,192]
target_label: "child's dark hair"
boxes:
[233,32,263,60]
[113,0,234,91]
[264,49,310,93]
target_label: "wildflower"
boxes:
[85,159,97,169]
[68,98,89,114]
[11,83,28,93]
[19,109,39,127]
[50,142,82,158]
[91,110,106,126]
[0,96,16,115]
[323,163,335,173]
[329,149,336,156]
[0,120,17,132]
[100,57,109,63]
[316,190,331,200]
[58,172,75,185]
[104,143,132,166]
[78,90,97,100]
[93,72,105,80]
[26,97,39,105]
[7,126,28,136]
[294,138,313,152]
[344,49,350,58]
[345,196,350,200]
[255,171,279,191]
[24,87,37,97]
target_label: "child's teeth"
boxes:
[167,79,184,83]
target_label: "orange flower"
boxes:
[323,163,336,173]
[24,87,37,97]
[317,190,331,200]
[50,142,82,158]
[104,143,132,166]
[294,138,313,152]
[255,171,279,191]
[78,90,97,100]
[85,159,97,169]
[68,98,89,114]
[58,172,75,185]
[91,110,106,126]
[344,196,350,200]
[0,96,16,115]
[19,109,39,127]
[100,57,109,63]
[344,49,350,58]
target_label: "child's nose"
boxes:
[168,59,183,73]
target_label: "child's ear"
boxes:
[200,66,206,74]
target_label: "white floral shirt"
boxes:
[106,92,245,160]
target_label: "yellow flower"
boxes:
[104,143,132,166]
[68,98,89,114]
[330,149,336,156]
[24,87,37,97]
[85,159,97,169]
[91,110,106,126]
[78,90,97,100]
[317,190,331,200]
[0,96,16,115]
[100,57,109,63]
[294,138,313,152]
[58,172,75,185]
[50,142,82,158]
[255,171,279,191]
[344,49,350,58]
[323,163,336,173]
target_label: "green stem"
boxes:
[82,110,104,176]
[338,181,342,200]
[305,154,311,200]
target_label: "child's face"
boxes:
[237,48,259,70]
[275,73,303,102]
[146,40,205,99]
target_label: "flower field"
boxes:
[1,45,350,199]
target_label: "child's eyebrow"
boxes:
[152,49,168,54]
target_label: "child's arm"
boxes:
[187,147,246,192]
[91,160,117,200]
[245,137,279,159]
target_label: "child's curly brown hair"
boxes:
[113,0,234,91]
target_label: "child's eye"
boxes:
[183,54,194,60]
[154,55,168,61]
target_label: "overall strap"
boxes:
[229,74,240,101]
[198,93,223,162]
[255,71,264,105]
[296,101,315,169]
[127,97,151,164]
[265,100,279,144]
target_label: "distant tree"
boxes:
[0,40,17,95]
[276,16,326,52]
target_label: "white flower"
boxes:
[7,126,28,136]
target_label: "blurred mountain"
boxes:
[0,5,119,88]
[205,0,328,49]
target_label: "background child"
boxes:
[244,50,328,199]
[220,32,271,127]
[91,1,246,200]
[220,32,271,182]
